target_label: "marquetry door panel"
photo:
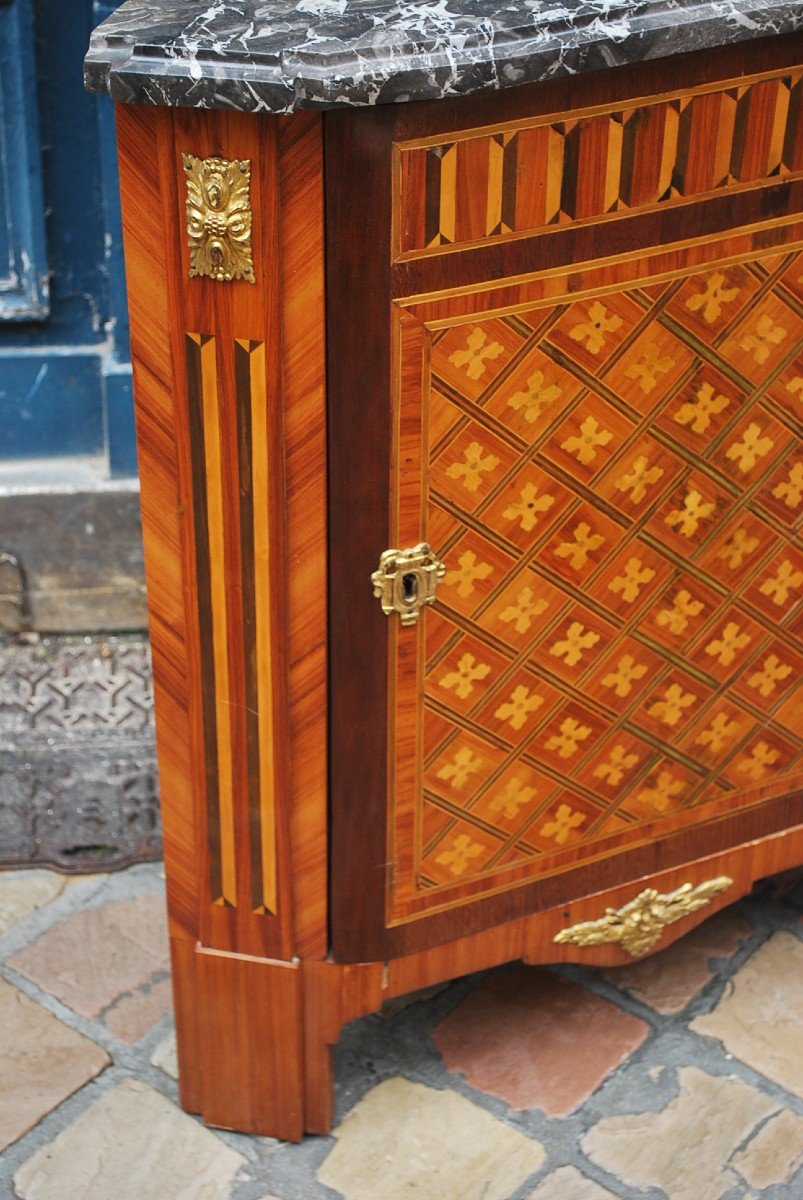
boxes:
[387,238,803,928]
[326,37,803,961]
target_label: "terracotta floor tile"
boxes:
[432,966,648,1116]
[690,931,803,1097]
[604,909,750,1014]
[8,895,169,1020]
[317,1077,546,1200]
[0,978,108,1151]
[13,1080,245,1200]
[582,1065,779,1200]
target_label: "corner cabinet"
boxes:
[112,34,803,1140]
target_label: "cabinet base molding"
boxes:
[170,824,802,1140]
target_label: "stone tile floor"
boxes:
[0,862,802,1199]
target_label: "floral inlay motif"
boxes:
[673,382,730,433]
[737,741,780,780]
[569,301,623,353]
[507,370,563,423]
[436,747,483,789]
[494,685,544,731]
[633,770,685,812]
[685,271,740,323]
[601,654,648,698]
[555,522,606,570]
[647,683,696,726]
[445,441,500,492]
[695,712,740,753]
[773,462,803,509]
[439,653,492,700]
[593,745,639,786]
[561,416,613,465]
[545,717,592,758]
[503,483,554,531]
[717,527,760,570]
[739,313,787,363]
[759,559,803,605]
[665,489,716,537]
[436,834,483,876]
[448,328,504,380]
[549,622,601,667]
[655,589,704,635]
[747,654,793,697]
[609,557,656,603]
[704,622,752,667]
[499,586,549,634]
[489,778,537,820]
[445,550,493,598]
[539,803,586,844]
[625,342,674,392]
[614,455,665,504]
[725,423,774,473]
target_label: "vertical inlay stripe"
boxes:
[769,80,792,176]
[197,333,237,907]
[425,147,443,248]
[439,145,457,244]
[186,333,223,905]
[501,132,518,232]
[235,338,262,915]
[485,137,504,237]
[236,338,277,915]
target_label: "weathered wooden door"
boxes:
[0,0,134,475]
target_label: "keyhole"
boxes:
[402,573,418,606]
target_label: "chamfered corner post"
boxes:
[114,99,330,1138]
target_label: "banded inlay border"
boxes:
[396,68,803,258]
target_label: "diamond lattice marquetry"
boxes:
[406,252,803,896]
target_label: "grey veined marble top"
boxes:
[85,0,803,114]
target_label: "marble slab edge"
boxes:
[85,1,803,113]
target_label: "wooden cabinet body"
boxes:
[116,34,803,1139]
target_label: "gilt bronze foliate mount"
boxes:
[182,152,255,284]
[554,876,734,958]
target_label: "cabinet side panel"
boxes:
[119,104,327,962]
[163,107,301,960]
[279,111,329,959]
[116,103,200,941]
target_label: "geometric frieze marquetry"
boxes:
[397,69,803,256]
[389,247,803,921]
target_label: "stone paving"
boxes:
[0,862,802,1200]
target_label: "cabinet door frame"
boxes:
[325,32,803,963]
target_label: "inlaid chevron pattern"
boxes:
[407,252,803,893]
[398,70,803,255]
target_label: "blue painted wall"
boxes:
[0,0,135,477]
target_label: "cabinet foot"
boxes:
[170,940,305,1140]
[169,942,384,1139]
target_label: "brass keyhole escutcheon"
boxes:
[371,544,446,625]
